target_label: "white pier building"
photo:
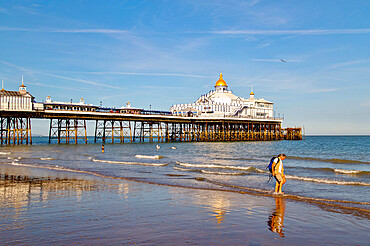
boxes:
[0,77,34,111]
[43,96,98,112]
[170,73,274,118]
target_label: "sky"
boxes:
[0,0,369,135]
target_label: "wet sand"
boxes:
[0,166,369,245]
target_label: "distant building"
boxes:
[0,77,34,111]
[43,96,98,111]
[119,101,143,114]
[170,73,274,118]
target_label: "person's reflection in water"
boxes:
[267,197,286,237]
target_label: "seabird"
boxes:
[280,59,286,63]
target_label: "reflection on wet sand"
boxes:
[191,190,231,224]
[267,197,286,237]
[0,174,106,232]
[0,174,100,205]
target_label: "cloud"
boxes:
[40,72,124,90]
[305,88,338,93]
[257,43,270,48]
[140,85,186,89]
[0,59,35,73]
[13,5,39,15]
[0,27,130,34]
[250,59,301,62]
[210,29,370,36]
[325,60,367,70]
[99,94,126,101]
[52,29,130,34]
[249,0,261,6]
[28,81,98,93]
[76,71,213,78]
[361,100,370,108]
[0,60,124,90]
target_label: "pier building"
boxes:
[119,101,143,114]
[170,73,273,118]
[0,77,34,111]
[43,96,98,112]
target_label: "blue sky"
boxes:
[0,0,369,135]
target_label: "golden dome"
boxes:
[250,91,254,95]
[215,73,228,87]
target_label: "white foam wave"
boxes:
[176,162,254,171]
[40,158,55,160]
[0,152,10,155]
[173,166,192,172]
[286,175,370,186]
[334,169,362,174]
[7,157,14,159]
[6,161,94,175]
[200,170,245,175]
[92,158,167,166]
[254,168,267,173]
[135,155,163,159]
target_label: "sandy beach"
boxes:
[0,164,368,245]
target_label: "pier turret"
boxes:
[19,75,27,94]
[214,72,228,92]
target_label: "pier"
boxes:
[0,110,302,144]
[0,75,302,145]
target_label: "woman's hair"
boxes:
[278,154,286,158]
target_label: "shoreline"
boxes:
[0,166,369,245]
[1,162,369,214]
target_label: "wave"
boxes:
[40,158,55,160]
[287,166,370,176]
[173,166,246,176]
[176,161,265,173]
[334,169,370,175]
[135,155,163,159]
[285,174,370,186]
[174,166,201,173]
[288,156,370,165]
[214,157,254,161]
[0,152,11,155]
[200,170,247,176]
[92,158,167,166]
[7,162,88,174]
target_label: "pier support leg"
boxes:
[49,118,87,144]
[0,117,32,145]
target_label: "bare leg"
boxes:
[278,177,286,194]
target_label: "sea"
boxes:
[0,136,369,244]
[1,136,369,205]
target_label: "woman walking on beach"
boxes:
[272,154,286,194]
